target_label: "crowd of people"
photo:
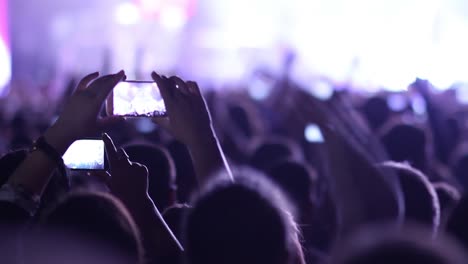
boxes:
[1,63,468,264]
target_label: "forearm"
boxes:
[8,125,73,196]
[126,196,182,261]
[186,130,233,187]
[425,99,451,163]
[326,137,401,235]
[332,167,400,230]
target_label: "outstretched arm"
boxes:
[412,79,455,165]
[293,90,403,235]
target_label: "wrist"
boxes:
[43,124,75,154]
[186,126,218,148]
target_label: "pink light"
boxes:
[0,0,7,46]
[0,0,11,96]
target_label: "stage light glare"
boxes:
[411,95,427,116]
[135,118,157,133]
[456,84,468,104]
[0,38,10,95]
[160,6,187,31]
[247,77,273,101]
[304,123,324,143]
[0,0,9,96]
[115,2,141,25]
[387,94,407,112]
[309,80,334,100]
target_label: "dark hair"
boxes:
[381,124,427,172]
[378,162,440,232]
[361,96,390,130]
[227,103,254,139]
[185,169,304,264]
[124,142,177,211]
[266,160,316,212]
[42,191,143,263]
[446,195,468,249]
[433,182,460,216]
[249,138,302,172]
[332,225,466,264]
[159,204,192,264]
[163,204,191,243]
[167,140,197,204]
[452,153,468,191]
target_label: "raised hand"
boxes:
[46,71,126,153]
[103,133,184,258]
[289,88,402,235]
[7,71,126,198]
[151,72,212,146]
[103,133,149,203]
[410,78,432,98]
[151,71,232,185]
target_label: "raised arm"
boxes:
[151,72,232,187]
[412,79,455,165]
[103,133,183,262]
[7,71,125,201]
[293,90,403,235]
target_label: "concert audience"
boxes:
[1,65,468,264]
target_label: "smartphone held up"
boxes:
[107,81,166,117]
[63,139,105,170]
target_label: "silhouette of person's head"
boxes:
[124,142,177,211]
[214,97,264,163]
[42,191,143,264]
[433,182,460,225]
[361,96,390,131]
[452,153,468,191]
[167,140,197,204]
[266,160,317,222]
[378,162,440,231]
[160,204,192,264]
[445,195,468,250]
[185,170,304,264]
[332,225,466,264]
[381,124,427,172]
[227,103,255,139]
[249,138,302,172]
[164,204,191,245]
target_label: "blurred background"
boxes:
[1,0,468,151]
[4,0,468,90]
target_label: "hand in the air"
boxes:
[47,71,126,151]
[151,72,213,147]
[103,133,149,204]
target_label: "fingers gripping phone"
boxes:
[106,81,166,117]
[63,139,106,170]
